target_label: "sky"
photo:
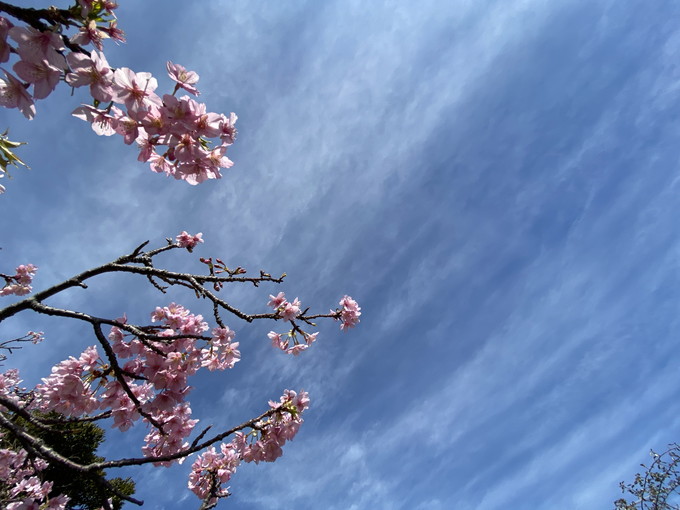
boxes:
[2,0,680,509]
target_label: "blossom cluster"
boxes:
[188,389,310,504]
[267,330,317,356]
[0,305,310,503]
[265,291,361,355]
[0,445,70,510]
[268,291,302,321]
[0,302,231,503]
[0,2,122,119]
[337,295,361,330]
[70,60,238,185]
[0,368,22,407]
[266,291,318,355]
[0,2,237,185]
[26,330,44,344]
[0,263,37,296]
[0,290,323,502]
[35,345,100,416]
[28,303,241,466]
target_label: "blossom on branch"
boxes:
[0,8,237,186]
[337,295,361,330]
[70,19,109,50]
[167,61,200,96]
[176,231,204,250]
[8,26,66,69]
[1,263,37,296]
[71,104,117,136]
[12,58,60,99]
[66,50,115,102]
[0,70,35,120]
[188,390,310,505]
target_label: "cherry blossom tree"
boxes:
[0,2,361,508]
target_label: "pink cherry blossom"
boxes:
[0,368,22,403]
[304,332,318,345]
[201,338,240,371]
[207,144,234,170]
[280,297,301,321]
[103,21,125,43]
[338,295,361,330]
[8,26,66,69]
[148,152,174,175]
[14,264,37,284]
[142,403,198,464]
[167,61,200,96]
[219,113,238,145]
[160,93,193,130]
[111,67,161,118]
[1,263,38,296]
[212,327,235,343]
[173,132,202,162]
[189,389,310,499]
[139,104,167,136]
[70,19,109,50]
[175,156,221,185]
[268,331,288,351]
[135,130,155,162]
[0,70,35,119]
[0,284,31,296]
[110,106,139,144]
[34,346,101,416]
[286,344,308,356]
[71,105,117,136]
[267,292,286,309]
[13,59,60,99]
[194,110,223,138]
[66,51,114,102]
[176,231,204,250]
[0,442,68,510]
[188,443,239,502]
[27,331,44,344]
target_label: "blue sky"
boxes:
[2,0,680,508]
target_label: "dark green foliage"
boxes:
[615,444,680,510]
[1,412,135,510]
